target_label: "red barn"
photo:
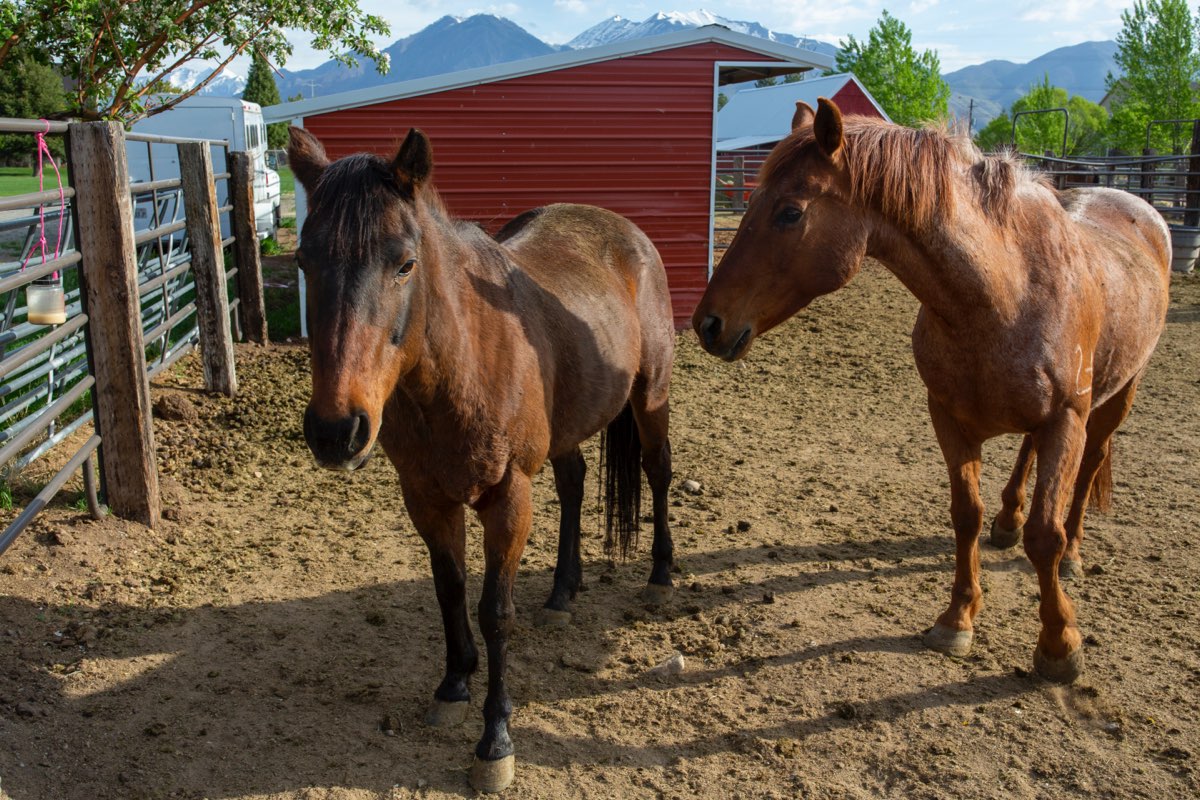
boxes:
[715,73,891,153]
[264,26,832,328]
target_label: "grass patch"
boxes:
[277,166,294,195]
[265,285,301,341]
[0,166,69,198]
[260,237,282,256]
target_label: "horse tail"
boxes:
[1088,441,1114,513]
[600,402,642,560]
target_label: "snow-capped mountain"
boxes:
[159,65,246,96]
[565,10,839,58]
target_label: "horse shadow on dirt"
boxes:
[0,528,1049,799]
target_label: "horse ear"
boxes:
[393,128,433,192]
[814,97,844,158]
[287,127,329,193]
[792,101,815,130]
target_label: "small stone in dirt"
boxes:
[153,394,199,422]
[1084,634,1101,647]
[762,592,776,604]
[364,611,387,627]
[1087,564,1106,576]
[689,581,702,592]
[832,701,856,720]
[416,778,428,788]
[828,504,839,513]
[143,721,167,737]
[736,520,752,532]
[681,479,702,495]
[1159,747,1191,761]
[646,652,685,678]
[47,528,72,547]
[163,507,184,522]
[15,702,36,718]
[380,713,401,736]
[721,585,737,596]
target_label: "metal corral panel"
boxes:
[303,43,788,327]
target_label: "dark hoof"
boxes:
[1033,645,1083,684]
[989,518,1022,549]
[535,607,572,628]
[924,623,973,657]
[469,754,515,793]
[640,582,675,606]
[424,699,469,728]
[1059,558,1084,580]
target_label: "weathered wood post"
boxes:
[67,121,161,527]
[1185,121,1200,229]
[179,141,238,397]
[229,152,268,343]
[1141,148,1157,206]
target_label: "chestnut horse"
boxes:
[288,127,676,792]
[693,99,1170,683]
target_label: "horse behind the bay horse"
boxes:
[693,98,1170,684]
[288,126,676,792]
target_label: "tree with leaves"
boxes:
[0,0,389,123]
[976,75,1109,156]
[1106,0,1200,153]
[242,52,286,149]
[0,47,66,164]
[831,10,949,127]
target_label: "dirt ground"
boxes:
[0,260,1197,800]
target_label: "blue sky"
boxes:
[277,1,1132,73]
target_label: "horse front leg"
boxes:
[990,435,1035,548]
[1026,409,1088,682]
[924,396,985,657]
[402,492,477,728]
[470,468,534,793]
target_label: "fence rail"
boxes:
[0,116,268,554]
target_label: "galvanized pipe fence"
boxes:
[0,118,268,555]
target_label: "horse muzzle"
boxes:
[694,314,754,362]
[303,406,375,471]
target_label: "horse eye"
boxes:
[776,207,803,225]
[396,258,416,280]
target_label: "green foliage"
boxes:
[242,51,287,149]
[831,10,950,127]
[783,72,804,84]
[260,236,282,256]
[0,481,12,511]
[1107,0,1200,153]
[0,0,390,123]
[754,76,778,88]
[717,92,728,111]
[276,165,294,195]
[976,75,1110,156]
[0,49,67,164]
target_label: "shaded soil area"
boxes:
[0,265,1197,800]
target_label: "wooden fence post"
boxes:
[178,141,238,397]
[67,121,161,527]
[229,152,268,344]
[1185,121,1200,228]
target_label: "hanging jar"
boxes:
[26,272,66,325]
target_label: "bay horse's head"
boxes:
[288,126,434,470]
[694,98,866,360]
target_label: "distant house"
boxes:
[717,73,889,152]
[264,26,833,327]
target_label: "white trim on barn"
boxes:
[263,25,834,124]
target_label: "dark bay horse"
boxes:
[287,126,676,792]
[693,99,1170,683]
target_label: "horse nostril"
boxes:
[699,315,723,348]
[349,411,371,455]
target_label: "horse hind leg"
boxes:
[990,436,1035,548]
[537,448,585,627]
[1060,378,1140,580]
[629,374,675,605]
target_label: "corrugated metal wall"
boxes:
[302,43,784,327]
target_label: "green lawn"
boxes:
[277,166,294,195]
[0,166,69,198]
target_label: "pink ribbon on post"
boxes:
[19,119,67,278]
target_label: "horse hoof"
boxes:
[640,582,674,606]
[469,754,515,793]
[924,623,973,657]
[1059,559,1084,580]
[535,607,572,628]
[1034,645,1083,684]
[988,518,1023,549]
[424,699,469,728]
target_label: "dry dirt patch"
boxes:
[0,264,1197,799]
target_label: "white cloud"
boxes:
[1019,0,1126,23]
[909,0,940,13]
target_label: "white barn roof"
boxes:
[717,73,890,144]
[264,25,834,123]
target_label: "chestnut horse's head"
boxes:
[288,126,435,470]
[693,98,867,360]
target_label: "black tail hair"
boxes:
[600,403,642,560]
